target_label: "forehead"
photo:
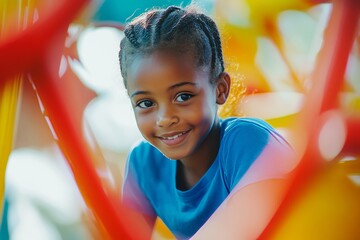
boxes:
[127,50,210,89]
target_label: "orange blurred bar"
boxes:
[0,0,151,238]
[259,0,360,238]
[343,117,360,155]
[0,0,89,80]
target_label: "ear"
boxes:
[215,72,231,105]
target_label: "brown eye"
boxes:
[137,100,154,109]
[175,93,193,102]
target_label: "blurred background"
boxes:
[0,0,359,239]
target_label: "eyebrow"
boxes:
[130,82,197,99]
[168,82,198,91]
[130,90,150,99]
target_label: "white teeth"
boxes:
[162,131,186,140]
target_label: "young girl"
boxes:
[119,5,295,239]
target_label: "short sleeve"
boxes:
[121,147,156,217]
[221,118,296,192]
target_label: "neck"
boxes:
[177,118,221,190]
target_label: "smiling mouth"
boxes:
[157,129,191,146]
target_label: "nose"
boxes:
[156,106,179,128]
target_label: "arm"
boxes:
[121,180,157,239]
[192,129,298,240]
[191,178,291,239]
[119,202,156,240]
[122,149,157,239]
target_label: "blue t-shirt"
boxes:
[122,117,294,239]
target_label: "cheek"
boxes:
[134,112,155,136]
[185,96,216,125]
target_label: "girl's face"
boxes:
[126,51,220,160]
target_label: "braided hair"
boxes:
[119,5,225,88]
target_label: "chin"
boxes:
[159,146,193,160]
[148,137,190,160]
[161,150,186,161]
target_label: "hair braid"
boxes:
[194,15,218,77]
[124,25,140,48]
[154,6,182,44]
[119,5,226,87]
[199,14,224,75]
[167,12,222,80]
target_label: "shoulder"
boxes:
[123,139,167,195]
[219,117,295,190]
[219,117,277,158]
[220,117,292,152]
[221,117,278,147]
[222,117,275,133]
[127,139,164,170]
[128,139,155,159]
[126,139,171,183]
